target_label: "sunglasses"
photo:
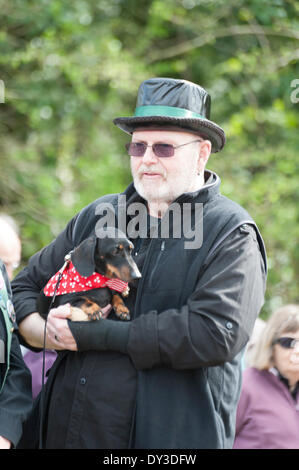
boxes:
[272,337,299,349]
[125,139,202,158]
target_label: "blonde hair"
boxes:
[251,304,299,370]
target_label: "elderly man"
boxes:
[0,216,32,449]
[0,261,32,449]
[12,78,267,449]
[0,215,21,281]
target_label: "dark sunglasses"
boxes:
[125,139,202,158]
[272,337,299,349]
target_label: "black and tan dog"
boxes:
[37,228,141,322]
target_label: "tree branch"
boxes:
[147,25,299,63]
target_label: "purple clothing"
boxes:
[233,367,299,449]
[23,350,57,399]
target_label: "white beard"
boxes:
[132,159,200,206]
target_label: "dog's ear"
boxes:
[71,236,97,277]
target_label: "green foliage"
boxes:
[0,0,298,317]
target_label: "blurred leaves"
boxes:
[0,0,298,316]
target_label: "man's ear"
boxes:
[198,140,212,173]
[71,236,97,277]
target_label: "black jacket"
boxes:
[12,171,267,449]
[0,261,32,447]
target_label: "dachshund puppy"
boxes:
[37,228,141,322]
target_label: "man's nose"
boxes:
[142,145,158,164]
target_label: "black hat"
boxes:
[113,77,225,153]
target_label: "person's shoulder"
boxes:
[76,192,121,221]
[76,182,135,222]
[82,192,120,213]
[216,193,252,220]
[71,192,121,245]
[243,366,262,380]
[215,194,267,267]
[243,367,273,389]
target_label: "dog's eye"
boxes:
[112,245,122,256]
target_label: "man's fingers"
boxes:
[49,303,72,319]
[46,304,78,351]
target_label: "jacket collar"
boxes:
[175,170,220,204]
[270,367,299,400]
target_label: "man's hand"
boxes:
[46,304,78,351]
[0,435,11,449]
[46,303,113,350]
[18,303,113,350]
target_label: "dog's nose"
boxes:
[130,265,142,280]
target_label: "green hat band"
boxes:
[134,105,206,120]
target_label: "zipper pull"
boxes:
[161,240,165,251]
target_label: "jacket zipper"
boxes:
[134,221,163,316]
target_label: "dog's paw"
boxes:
[87,310,102,321]
[115,304,130,321]
[70,306,102,321]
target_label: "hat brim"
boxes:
[113,116,225,153]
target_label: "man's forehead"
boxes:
[0,225,21,258]
[132,127,200,141]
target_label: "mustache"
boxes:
[137,166,166,178]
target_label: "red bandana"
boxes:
[43,261,129,297]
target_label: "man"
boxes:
[0,260,32,448]
[0,214,57,400]
[12,78,267,449]
[0,215,21,280]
